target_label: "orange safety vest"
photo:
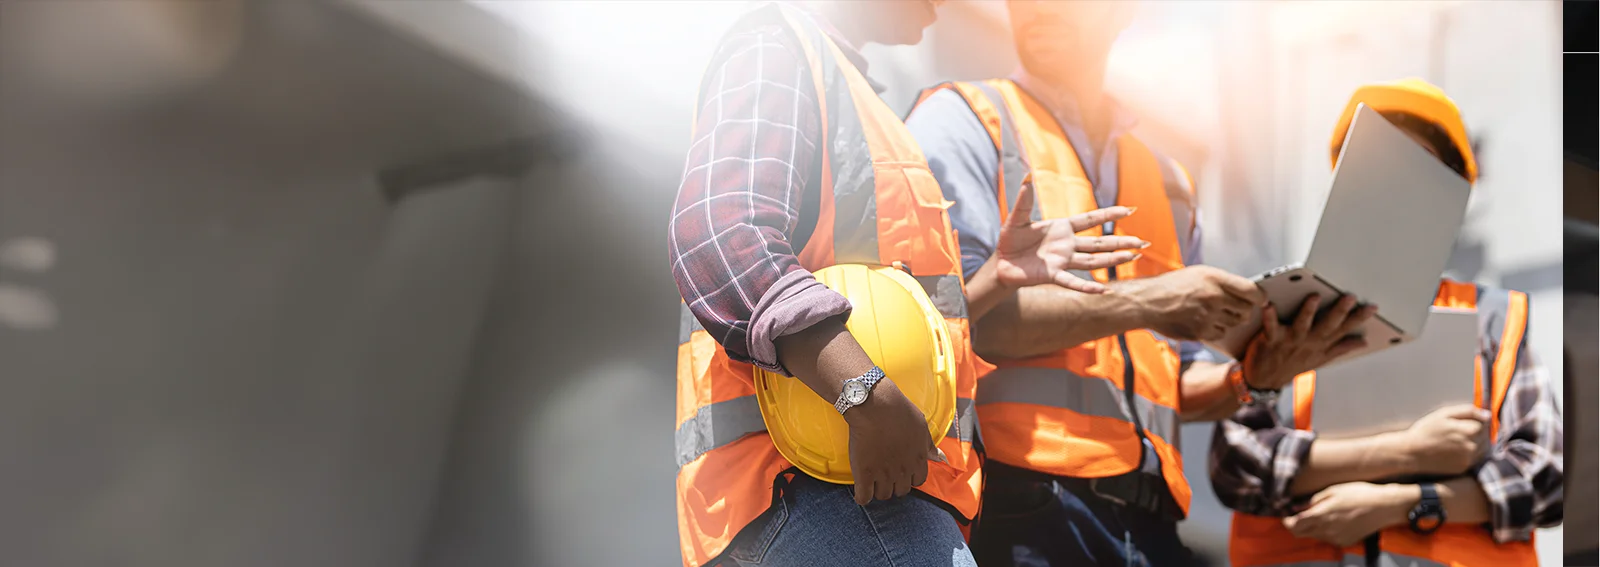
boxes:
[913,79,1197,517]
[1229,280,1538,567]
[674,5,982,567]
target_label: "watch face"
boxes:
[843,381,868,405]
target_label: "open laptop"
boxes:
[1209,104,1473,364]
[1306,308,1479,439]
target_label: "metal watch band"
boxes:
[834,366,886,415]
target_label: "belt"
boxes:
[987,461,1181,521]
[1058,473,1181,521]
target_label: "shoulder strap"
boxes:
[1475,286,1530,437]
[912,80,1034,223]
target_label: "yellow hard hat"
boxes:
[1329,78,1477,183]
[753,264,957,484]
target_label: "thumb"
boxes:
[1007,174,1036,228]
[927,443,948,464]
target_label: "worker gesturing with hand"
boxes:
[780,174,1148,507]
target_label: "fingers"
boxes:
[1312,295,1359,338]
[854,478,874,506]
[893,477,913,498]
[873,478,894,502]
[1053,271,1109,294]
[1324,335,1369,360]
[1333,303,1379,338]
[1066,206,1137,232]
[1069,234,1148,253]
[1006,175,1036,228]
[1439,404,1490,421]
[1067,251,1140,270]
[1292,294,1321,337]
[1259,304,1283,342]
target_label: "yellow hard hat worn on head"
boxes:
[1329,78,1477,183]
[753,264,957,484]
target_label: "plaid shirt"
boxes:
[668,7,877,373]
[1209,316,1565,543]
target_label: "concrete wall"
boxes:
[0,3,547,566]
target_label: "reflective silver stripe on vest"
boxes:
[675,395,767,468]
[679,304,706,345]
[783,6,879,266]
[946,397,977,442]
[977,366,1178,441]
[915,274,969,320]
[967,81,1037,223]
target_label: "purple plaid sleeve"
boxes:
[1209,401,1318,517]
[1472,341,1564,542]
[668,24,851,374]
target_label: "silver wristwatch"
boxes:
[835,366,886,415]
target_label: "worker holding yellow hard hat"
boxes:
[670,3,1147,566]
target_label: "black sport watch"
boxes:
[1407,483,1446,534]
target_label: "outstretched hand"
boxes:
[993,174,1149,294]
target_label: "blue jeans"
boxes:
[722,473,978,567]
[970,463,1197,567]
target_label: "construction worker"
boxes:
[669,2,1149,566]
[1210,79,1565,567]
[905,1,1376,565]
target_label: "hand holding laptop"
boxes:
[1241,293,1378,390]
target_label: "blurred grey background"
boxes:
[0,1,1566,566]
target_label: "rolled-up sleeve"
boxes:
[1472,339,1564,542]
[905,89,1003,282]
[1209,402,1318,517]
[668,25,850,374]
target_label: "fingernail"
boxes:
[1130,253,1143,261]
[933,448,948,463]
[1139,241,1152,249]
[1126,206,1138,214]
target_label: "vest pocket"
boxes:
[890,166,961,276]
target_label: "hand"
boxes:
[993,174,1149,294]
[1130,265,1265,342]
[842,376,946,506]
[1283,482,1416,547]
[1242,294,1378,390]
[1393,404,1491,476]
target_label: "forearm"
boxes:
[973,279,1150,360]
[1179,361,1239,422]
[1436,476,1493,525]
[964,254,1018,322]
[773,316,876,403]
[1289,433,1412,496]
[1371,477,1492,532]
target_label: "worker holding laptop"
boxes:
[1211,79,1565,567]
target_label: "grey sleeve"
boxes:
[905,89,1002,282]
